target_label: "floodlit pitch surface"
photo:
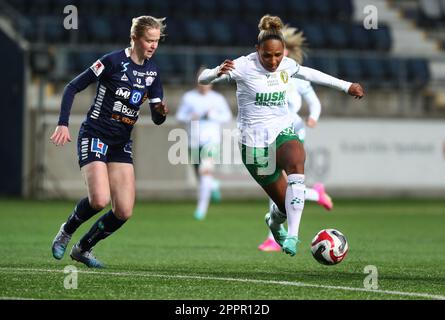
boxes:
[0,199,444,300]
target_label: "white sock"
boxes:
[286,174,305,238]
[197,175,213,214]
[305,187,319,202]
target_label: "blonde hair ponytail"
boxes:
[282,25,307,64]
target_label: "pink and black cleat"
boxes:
[313,183,334,211]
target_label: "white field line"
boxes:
[0,267,444,300]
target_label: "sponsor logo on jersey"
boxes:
[121,74,128,81]
[255,91,286,106]
[133,83,145,89]
[115,87,131,99]
[145,76,154,86]
[113,101,139,117]
[132,70,157,77]
[129,90,143,105]
[90,60,105,77]
[136,78,142,84]
[121,62,129,72]
[91,138,108,155]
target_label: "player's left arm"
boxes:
[292,65,364,99]
[148,72,168,125]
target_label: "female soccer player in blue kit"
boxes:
[50,16,169,268]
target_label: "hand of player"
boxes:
[154,101,169,116]
[306,118,317,128]
[50,125,72,146]
[348,83,364,99]
[217,60,235,76]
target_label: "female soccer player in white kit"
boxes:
[198,15,363,256]
[176,72,232,220]
[258,25,333,252]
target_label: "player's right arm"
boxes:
[198,58,242,85]
[51,56,111,146]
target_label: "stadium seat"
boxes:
[184,20,209,46]
[288,0,311,20]
[148,0,171,17]
[241,0,266,22]
[163,19,186,46]
[310,56,336,74]
[337,57,364,83]
[385,58,407,86]
[350,24,372,50]
[194,0,218,19]
[112,17,132,45]
[418,0,443,27]
[325,23,350,49]
[28,0,52,15]
[195,54,222,70]
[264,1,290,21]
[41,16,67,43]
[123,0,148,16]
[87,17,113,43]
[368,25,392,52]
[300,23,326,49]
[361,57,388,87]
[96,0,122,16]
[332,0,354,21]
[232,21,257,46]
[170,0,195,19]
[406,58,430,88]
[208,21,233,46]
[218,0,241,19]
[310,0,334,20]
[76,0,99,15]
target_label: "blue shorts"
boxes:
[77,132,133,168]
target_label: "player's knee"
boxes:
[114,208,133,221]
[89,196,110,211]
[284,153,305,175]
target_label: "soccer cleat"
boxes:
[264,213,288,247]
[282,236,301,257]
[258,238,281,252]
[51,223,72,260]
[193,209,206,221]
[314,183,334,211]
[70,244,105,268]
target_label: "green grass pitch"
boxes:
[0,198,444,300]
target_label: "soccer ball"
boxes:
[311,229,348,265]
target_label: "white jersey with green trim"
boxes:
[198,52,351,147]
[228,52,299,147]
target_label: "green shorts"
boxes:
[240,127,303,186]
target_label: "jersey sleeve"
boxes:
[89,52,115,79]
[228,56,247,81]
[147,71,163,104]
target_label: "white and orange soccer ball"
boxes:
[311,229,349,265]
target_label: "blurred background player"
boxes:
[258,24,333,252]
[199,15,364,257]
[176,68,232,220]
[50,16,169,268]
